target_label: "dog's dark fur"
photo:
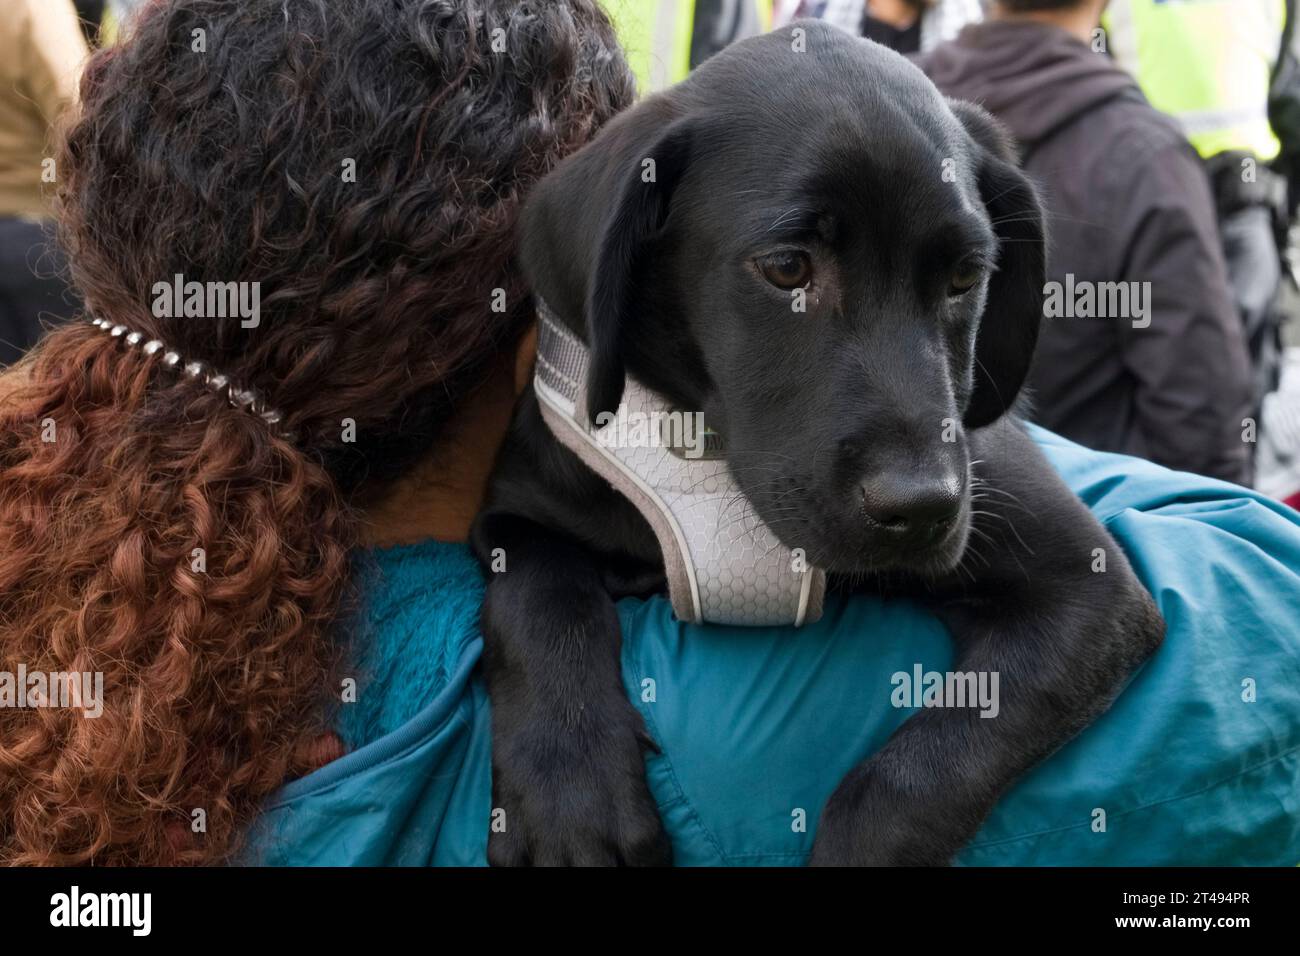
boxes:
[470,23,1165,866]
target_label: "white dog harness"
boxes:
[533,301,826,627]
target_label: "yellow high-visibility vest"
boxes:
[1106,0,1285,161]
[604,0,772,96]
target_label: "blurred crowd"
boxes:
[4,0,1300,504]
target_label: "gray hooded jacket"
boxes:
[920,20,1253,483]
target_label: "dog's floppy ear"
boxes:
[583,119,694,423]
[948,100,1046,429]
[519,102,695,425]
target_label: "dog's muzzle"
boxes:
[533,301,826,627]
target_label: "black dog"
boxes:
[471,22,1165,866]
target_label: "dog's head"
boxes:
[520,22,1045,576]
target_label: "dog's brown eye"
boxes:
[757,251,812,290]
[948,265,982,297]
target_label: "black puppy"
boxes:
[471,22,1165,866]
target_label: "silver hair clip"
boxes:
[89,317,292,441]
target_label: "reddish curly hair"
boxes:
[0,0,633,865]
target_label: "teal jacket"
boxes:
[248,427,1300,865]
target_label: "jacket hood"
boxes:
[919,20,1139,148]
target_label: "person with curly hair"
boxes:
[0,0,632,865]
[2,0,1298,868]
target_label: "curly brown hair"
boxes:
[0,0,632,865]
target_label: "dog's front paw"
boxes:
[487,712,671,867]
[807,758,963,867]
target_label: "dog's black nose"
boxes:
[860,473,962,539]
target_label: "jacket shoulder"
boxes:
[1038,90,1206,205]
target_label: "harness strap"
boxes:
[533,300,825,627]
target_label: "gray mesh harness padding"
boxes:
[534,301,826,627]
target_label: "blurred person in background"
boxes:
[1271,1,1300,220]
[1105,0,1300,506]
[1107,0,1292,436]
[790,0,983,53]
[605,0,772,93]
[0,0,89,367]
[921,0,1255,484]
[619,1,982,95]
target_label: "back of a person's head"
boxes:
[0,0,632,865]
